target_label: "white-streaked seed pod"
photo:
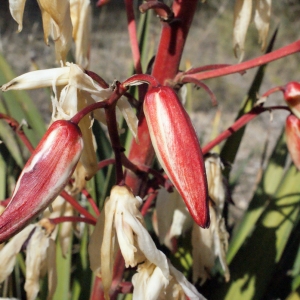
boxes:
[143,86,209,228]
[0,120,83,243]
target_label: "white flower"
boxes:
[88,185,204,300]
[70,0,91,68]
[9,0,73,62]
[233,0,272,61]
[0,221,57,300]
[132,260,205,300]
[153,188,193,251]
[192,154,230,285]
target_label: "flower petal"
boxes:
[9,0,26,32]
[24,226,50,300]
[254,0,272,51]
[233,0,253,61]
[0,224,35,283]
[1,67,70,91]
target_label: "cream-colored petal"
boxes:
[192,204,230,285]
[155,189,192,251]
[68,64,111,98]
[168,262,206,300]
[88,203,106,276]
[77,92,98,180]
[70,0,91,68]
[123,206,169,279]
[205,154,226,211]
[233,0,253,61]
[132,261,169,300]
[25,226,50,300]
[37,0,73,62]
[47,238,57,300]
[0,224,35,283]
[254,0,272,51]
[9,0,26,32]
[115,210,137,267]
[116,97,138,141]
[1,67,70,92]
[192,219,215,285]
[101,195,118,299]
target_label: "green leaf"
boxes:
[208,164,300,300]
[227,130,288,263]
[0,53,46,147]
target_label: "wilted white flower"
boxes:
[70,0,91,68]
[9,0,73,62]
[88,185,204,300]
[0,221,57,300]
[192,154,230,285]
[233,0,272,61]
[132,260,206,300]
[153,188,193,251]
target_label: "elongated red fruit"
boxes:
[286,114,300,170]
[0,120,83,243]
[143,86,210,228]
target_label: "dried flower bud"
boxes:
[0,120,83,243]
[284,82,300,119]
[143,86,209,228]
[285,114,300,170]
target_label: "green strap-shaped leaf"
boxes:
[208,164,300,300]
[0,53,46,147]
[227,130,288,263]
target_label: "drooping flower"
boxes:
[192,154,230,285]
[153,188,193,251]
[285,114,300,170]
[88,185,204,300]
[9,0,73,62]
[70,0,91,68]
[0,220,57,300]
[0,120,83,243]
[143,85,209,228]
[233,0,272,61]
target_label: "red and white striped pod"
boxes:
[144,86,210,228]
[0,120,83,243]
[284,82,300,119]
[286,114,300,170]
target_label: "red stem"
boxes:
[0,113,35,153]
[181,40,300,82]
[60,190,97,222]
[98,158,116,170]
[202,105,290,154]
[50,216,96,226]
[125,0,143,74]
[81,189,100,216]
[141,188,157,216]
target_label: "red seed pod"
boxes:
[0,120,83,243]
[143,86,210,228]
[284,82,300,119]
[286,114,300,170]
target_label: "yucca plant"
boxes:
[0,1,300,299]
